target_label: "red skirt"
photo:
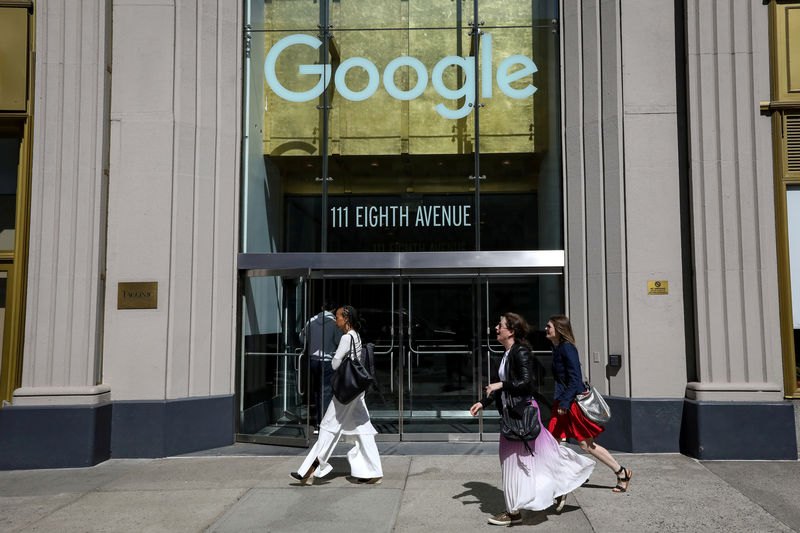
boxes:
[547,399,604,441]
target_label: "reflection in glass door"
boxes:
[402,278,479,438]
[238,273,310,445]
[480,276,560,436]
[317,275,480,439]
[317,274,559,440]
[322,276,402,437]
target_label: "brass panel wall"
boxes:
[0,7,29,111]
[790,7,800,95]
[774,4,800,102]
[770,1,800,397]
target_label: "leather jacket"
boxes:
[480,342,535,414]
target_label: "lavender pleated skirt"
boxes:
[498,399,595,512]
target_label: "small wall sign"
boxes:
[118,282,158,309]
[647,280,668,295]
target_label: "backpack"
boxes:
[361,342,387,404]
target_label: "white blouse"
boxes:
[331,330,363,370]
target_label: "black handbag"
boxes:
[330,335,374,404]
[500,399,541,455]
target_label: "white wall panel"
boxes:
[620,0,687,398]
[104,0,241,401]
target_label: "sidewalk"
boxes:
[1,442,799,532]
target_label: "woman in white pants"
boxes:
[291,305,383,485]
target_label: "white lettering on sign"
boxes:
[331,204,471,228]
[265,33,537,119]
[353,205,411,228]
[414,204,471,227]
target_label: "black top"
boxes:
[480,342,535,414]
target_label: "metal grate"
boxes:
[787,113,800,174]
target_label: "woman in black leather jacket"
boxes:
[470,313,594,527]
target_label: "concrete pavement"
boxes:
[1,442,799,532]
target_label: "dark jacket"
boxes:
[480,342,535,414]
[552,341,584,408]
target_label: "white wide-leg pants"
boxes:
[298,428,383,479]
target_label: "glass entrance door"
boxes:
[236,271,560,444]
[480,276,559,437]
[316,273,558,441]
[401,277,479,439]
[297,275,486,441]
[318,275,479,440]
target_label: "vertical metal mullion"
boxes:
[398,277,405,438]
[320,0,330,252]
[303,275,310,442]
[474,276,482,436]
[473,0,481,252]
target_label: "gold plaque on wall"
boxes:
[118,282,158,309]
[647,280,668,295]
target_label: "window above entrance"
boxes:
[242,0,562,254]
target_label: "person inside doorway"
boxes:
[546,315,632,494]
[291,305,383,485]
[300,301,343,429]
[469,312,594,526]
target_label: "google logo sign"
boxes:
[265,33,538,119]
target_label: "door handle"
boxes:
[296,349,304,396]
[407,348,412,394]
[486,350,490,390]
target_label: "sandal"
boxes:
[612,465,631,493]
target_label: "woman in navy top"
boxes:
[546,315,632,493]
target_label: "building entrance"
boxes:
[237,270,557,446]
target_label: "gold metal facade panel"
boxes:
[0,265,12,402]
[117,282,158,310]
[785,113,800,178]
[0,7,29,111]
[786,7,800,95]
[0,2,31,404]
[770,1,800,397]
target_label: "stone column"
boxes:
[14,0,112,407]
[685,0,783,402]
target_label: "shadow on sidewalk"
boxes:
[453,481,580,526]
[453,481,505,514]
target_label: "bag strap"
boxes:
[348,332,357,360]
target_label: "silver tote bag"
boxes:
[575,382,611,426]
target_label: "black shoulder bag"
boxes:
[500,398,541,455]
[331,334,375,404]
